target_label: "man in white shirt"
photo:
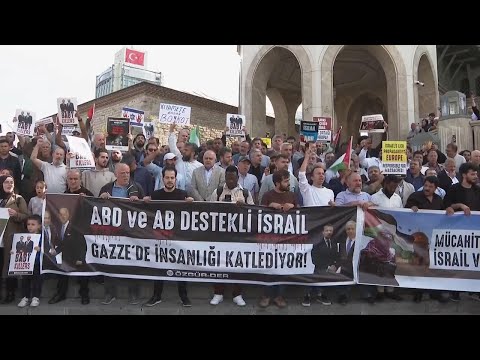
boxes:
[30,138,67,194]
[298,146,334,207]
[370,174,403,301]
[445,143,466,172]
[168,123,202,192]
[359,147,384,173]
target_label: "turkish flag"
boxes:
[125,49,145,66]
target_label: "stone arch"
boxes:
[321,45,408,139]
[244,45,313,137]
[413,46,439,121]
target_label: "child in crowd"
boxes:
[28,181,46,216]
[17,215,43,308]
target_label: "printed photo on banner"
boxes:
[159,103,191,125]
[14,109,36,137]
[106,117,129,151]
[43,195,85,273]
[382,141,407,175]
[355,208,480,292]
[9,233,41,276]
[66,136,95,170]
[43,193,357,286]
[359,114,386,133]
[57,97,78,125]
[35,116,54,134]
[300,121,319,145]
[226,114,246,137]
[144,122,154,139]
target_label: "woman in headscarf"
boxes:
[0,175,29,303]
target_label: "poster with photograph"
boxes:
[359,114,386,133]
[66,136,95,170]
[15,109,36,137]
[57,97,78,125]
[144,122,154,140]
[9,233,41,276]
[226,114,246,137]
[106,117,129,151]
[159,103,191,125]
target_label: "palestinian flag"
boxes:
[189,125,201,147]
[364,209,414,260]
[328,136,353,172]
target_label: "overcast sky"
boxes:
[0,45,242,133]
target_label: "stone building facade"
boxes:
[76,82,245,145]
[238,45,440,141]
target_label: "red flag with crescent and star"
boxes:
[125,49,145,66]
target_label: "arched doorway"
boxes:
[321,45,408,140]
[415,53,438,120]
[247,45,312,138]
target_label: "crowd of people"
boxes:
[0,110,479,310]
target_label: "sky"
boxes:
[0,45,243,134]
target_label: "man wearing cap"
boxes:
[370,174,404,302]
[237,155,259,204]
[143,148,186,191]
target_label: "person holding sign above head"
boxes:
[143,166,194,307]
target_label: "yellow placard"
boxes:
[261,137,272,149]
[382,141,407,174]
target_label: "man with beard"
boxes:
[143,166,194,307]
[336,172,374,209]
[91,133,106,152]
[30,138,67,194]
[363,166,384,195]
[324,152,338,184]
[81,148,116,197]
[370,175,404,301]
[445,162,480,302]
[259,169,297,309]
[251,137,270,167]
[258,154,299,204]
[232,141,250,165]
[168,123,202,191]
[231,141,240,156]
[108,149,123,173]
[405,176,448,303]
[130,134,147,164]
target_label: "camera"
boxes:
[415,80,425,87]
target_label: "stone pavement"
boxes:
[1,279,480,315]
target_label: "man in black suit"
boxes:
[25,112,33,126]
[17,111,25,125]
[60,99,67,118]
[24,236,34,255]
[66,99,75,118]
[306,224,339,305]
[48,207,89,305]
[16,236,26,254]
[43,210,60,267]
[438,158,461,191]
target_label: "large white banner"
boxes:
[159,103,191,125]
[85,236,315,275]
[66,135,95,170]
[9,233,41,275]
